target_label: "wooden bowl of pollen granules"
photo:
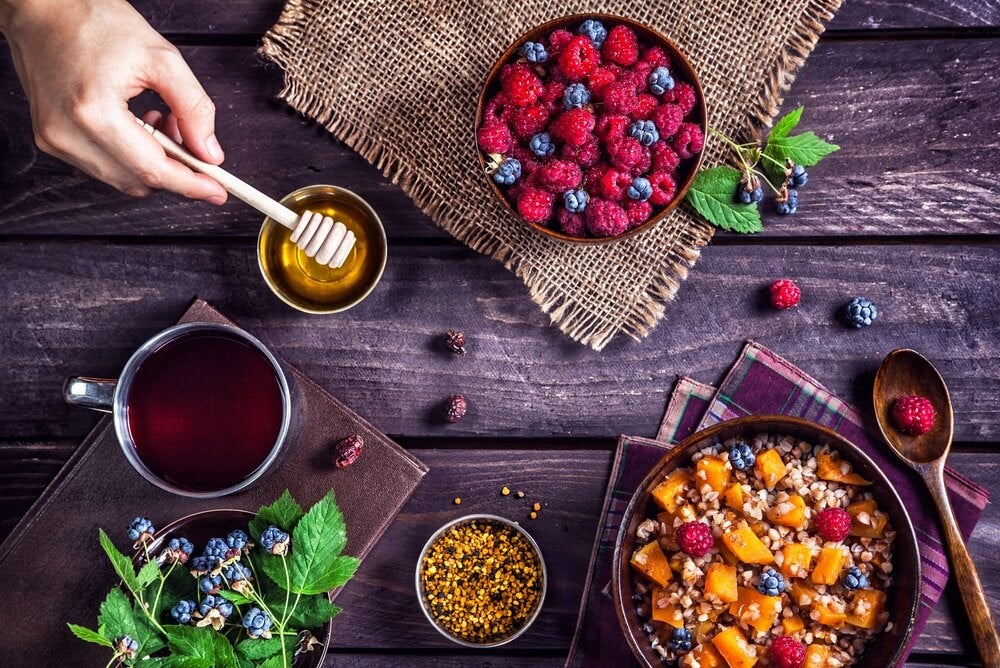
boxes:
[416,514,547,647]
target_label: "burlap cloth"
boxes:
[261,0,841,350]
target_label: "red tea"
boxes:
[125,330,285,491]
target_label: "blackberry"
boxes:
[776,188,798,215]
[170,599,196,624]
[199,573,223,595]
[198,594,234,630]
[519,41,548,64]
[728,442,755,470]
[648,66,675,96]
[203,537,228,561]
[628,119,659,147]
[627,177,653,202]
[578,19,607,48]
[242,607,273,640]
[843,566,869,590]
[563,189,589,214]
[159,536,194,566]
[736,176,764,204]
[789,163,809,188]
[223,562,251,584]
[562,83,591,109]
[845,297,878,328]
[189,554,220,574]
[127,517,154,544]
[529,132,555,157]
[757,567,785,596]
[115,636,139,659]
[260,526,290,555]
[669,627,693,652]
[226,530,250,554]
[493,157,522,186]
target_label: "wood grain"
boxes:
[0,443,995,660]
[2,39,999,239]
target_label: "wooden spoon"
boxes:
[873,349,1000,665]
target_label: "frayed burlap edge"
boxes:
[260,0,841,351]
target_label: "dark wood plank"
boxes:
[2,38,999,238]
[0,443,995,660]
[0,240,997,441]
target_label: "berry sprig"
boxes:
[684,106,839,233]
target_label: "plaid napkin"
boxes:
[567,341,989,667]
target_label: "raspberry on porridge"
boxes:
[628,433,896,667]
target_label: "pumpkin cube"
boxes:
[650,588,685,628]
[705,563,739,603]
[846,589,886,630]
[719,542,740,567]
[814,599,846,628]
[651,470,692,512]
[754,449,787,489]
[630,540,672,587]
[816,451,871,486]
[782,615,805,635]
[779,543,813,579]
[712,627,758,668]
[691,643,725,668]
[766,494,807,529]
[803,644,831,668]
[724,483,745,512]
[790,580,819,608]
[729,587,782,633]
[811,546,847,586]
[847,499,889,538]
[722,524,774,565]
[697,455,731,494]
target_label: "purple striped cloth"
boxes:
[566,341,989,667]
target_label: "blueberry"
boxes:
[519,41,548,64]
[648,66,675,96]
[260,526,290,555]
[563,83,591,109]
[199,573,223,595]
[627,177,653,202]
[127,517,154,543]
[628,120,659,147]
[529,132,555,157]
[757,567,786,596]
[728,442,755,470]
[843,566,869,590]
[563,189,589,213]
[170,599,196,624]
[226,530,249,553]
[776,188,798,215]
[789,164,809,188]
[578,19,607,48]
[669,627,693,652]
[242,607,273,639]
[844,297,878,328]
[492,157,522,186]
[199,594,233,619]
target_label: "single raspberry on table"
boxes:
[652,103,683,139]
[647,171,677,205]
[665,81,698,116]
[770,636,806,668]
[548,28,574,56]
[510,104,549,138]
[533,159,582,193]
[673,122,704,159]
[596,168,632,201]
[675,521,714,557]
[641,45,671,69]
[557,208,586,236]
[769,279,801,309]
[551,107,596,146]
[625,200,653,228]
[892,395,936,436]
[558,35,600,80]
[588,66,620,96]
[630,93,659,120]
[502,66,544,106]
[602,25,639,66]
[516,187,555,224]
[606,136,645,172]
[585,198,628,237]
[815,507,852,542]
[476,122,513,153]
[601,79,639,115]
[651,141,680,172]
[560,136,602,167]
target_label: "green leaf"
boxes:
[258,655,288,668]
[266,592,342,629]
[136,560,160,589]
[97,587,165,657]
[249,489,304,541]
[768,106,803,142]
[684,166,764,234]
[67,623,113,647]
[763,131,839,183]
[219,589,254,606]
[235,637,284,661]
[99,528,140,593]
[165,625,238,668]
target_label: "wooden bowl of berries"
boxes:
[475,14,707,243]
[611,415,921,667]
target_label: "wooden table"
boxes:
[1,1,997,666]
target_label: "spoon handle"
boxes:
[922,462,1000,665]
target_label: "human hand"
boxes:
[1,0,228,203]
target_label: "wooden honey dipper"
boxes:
[136,117,356,269]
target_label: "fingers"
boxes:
[144,48,224,165]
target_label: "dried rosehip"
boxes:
[445,395,468,423]
[334,434,364,468]
[444,330,467,356]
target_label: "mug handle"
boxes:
[63,377,117,413]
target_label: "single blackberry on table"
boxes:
[788,163,809,188]
[728,442,755,470]
[563,189,589,214]
[127,517,154,544]
[260,526,290,555]
[519,41,548,64]
[647,66,675,96]
[844,297,878,328]
[776,188,798,215]
[242,607,273,639]
[170,599,196,624]
[626,177,653,202]
[843,566,869,590]
[577,19,607,48]
[757,567,786,596]
[492,157,522,186]
[628,119,659,147]
[669,627,693,652]
[528,132,555,157]
[562,82,591,109]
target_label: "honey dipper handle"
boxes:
[135,117,299,230]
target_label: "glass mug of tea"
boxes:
[63,322,294,498]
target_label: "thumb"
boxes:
[144,48,225,165]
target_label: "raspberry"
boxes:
[673,122,704,158]
[641,45,671,69]
[500,62,531,84]
[602,80,638,115]
[483,91,512,123]
[596,167,632,201]
[510,104,549,138]
[602,25,639,66]
[625,200,653,228]
[516,187,555,223]
[588,66,619,96]
[585,198,628,237]
[647,171,677,205]
[534,159,582,193]
[502,67,544,107]
[651,141,680,172]
[607,136,644,171]
[557,208,586,236]
[631,93,659,120]
[675,521,713,557]
[628,146,652,176]
[477,122,513,153]
[769,279,801,309]
[625,61,655,93]
[560,135,601,167]
[558,35,600,80]
[548,29,574,56]
[584,163,608,189]
[665,81,698,116]
[815,507,852,542]
[539,82,565,111]
[770,636,806,668]
[892,395,936,436]
[595,113,630,142]
[652,103,683,139]
[551,107,596,146]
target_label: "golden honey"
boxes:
[258,185,387,313]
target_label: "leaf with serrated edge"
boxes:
[136,560,160,589]
[97,587,164,656]
[266,591,342,629]
[249,489,304,541]
[99,529,139,593]
[768,106,803,142]
[67,623,113,647]
[165,625,238,668]
[764,131,839,183]
[219,589,253,606]
[287,491,355,594]
[236,637,284,661]
[685,167,763,234]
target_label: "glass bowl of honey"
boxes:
[258,185,387,313]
